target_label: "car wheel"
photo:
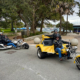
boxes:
[37,47,47,59]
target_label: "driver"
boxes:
[0,34,17,48]
[53,34,72,61]
[47,29,61,40]
[53,29,61,40]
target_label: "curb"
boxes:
[24,33,50,41]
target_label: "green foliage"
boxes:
[76,2,80,17]
[0,21,10,29]
[14,22,24,28]
[30,32,44,36]
[45,22,53,27]
[22,31,44,38]
[46,23,53,27]
[0,0,76,35]
[56,21,73,30]
[0,28,1,31]
[50,0,75,34]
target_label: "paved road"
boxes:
[0,46,80,80]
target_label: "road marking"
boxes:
[18,64,47,80]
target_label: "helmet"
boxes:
[56,33,60,38]
[54,29,58,32]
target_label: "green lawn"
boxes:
[1,28,14,33]
[0,28,45,37]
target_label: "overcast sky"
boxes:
[50,0,80,25]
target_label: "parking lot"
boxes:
[0,46,80,80]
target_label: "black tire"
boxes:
[23,43,29,49]
[76,65,80,70]
[37,47,47,59]
[76,57,80,70]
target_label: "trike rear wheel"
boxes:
[23,43,29,49]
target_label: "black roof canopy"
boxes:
[73,25,80,28]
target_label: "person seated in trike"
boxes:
[53,34,72,61]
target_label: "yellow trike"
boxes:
[36,35,80,70]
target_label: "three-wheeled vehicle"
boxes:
[36,35,80,70]
[0,34,29,50]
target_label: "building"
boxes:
[73,25,80,32]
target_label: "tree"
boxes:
[45,22,53,27]
[65,1,75,34]
[35,0,61,32]
[50,0,75,34]
[0,21,10,29]
[56,21,73,32]
[10,0,31,36]
[0,0,19,31]
[76,1,80,17]
[0,0,75,37]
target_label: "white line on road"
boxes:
[18,64,47,80]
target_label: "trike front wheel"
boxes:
[76,57,80,70]
[37,47,47,59]
[76,65,80,70]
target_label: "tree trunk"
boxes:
[32,6,35,34]
[26,23,30,37]
[66,13,68,34]
[63,28,64,33]
[59,13,62,35]
[24,22,26,27]
[40,18,44,32]
[11,21,14,31]
[30,25,33,31]
[18,13,30,36]
[35,24,37,30]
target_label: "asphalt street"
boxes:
[0,46,80,80]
